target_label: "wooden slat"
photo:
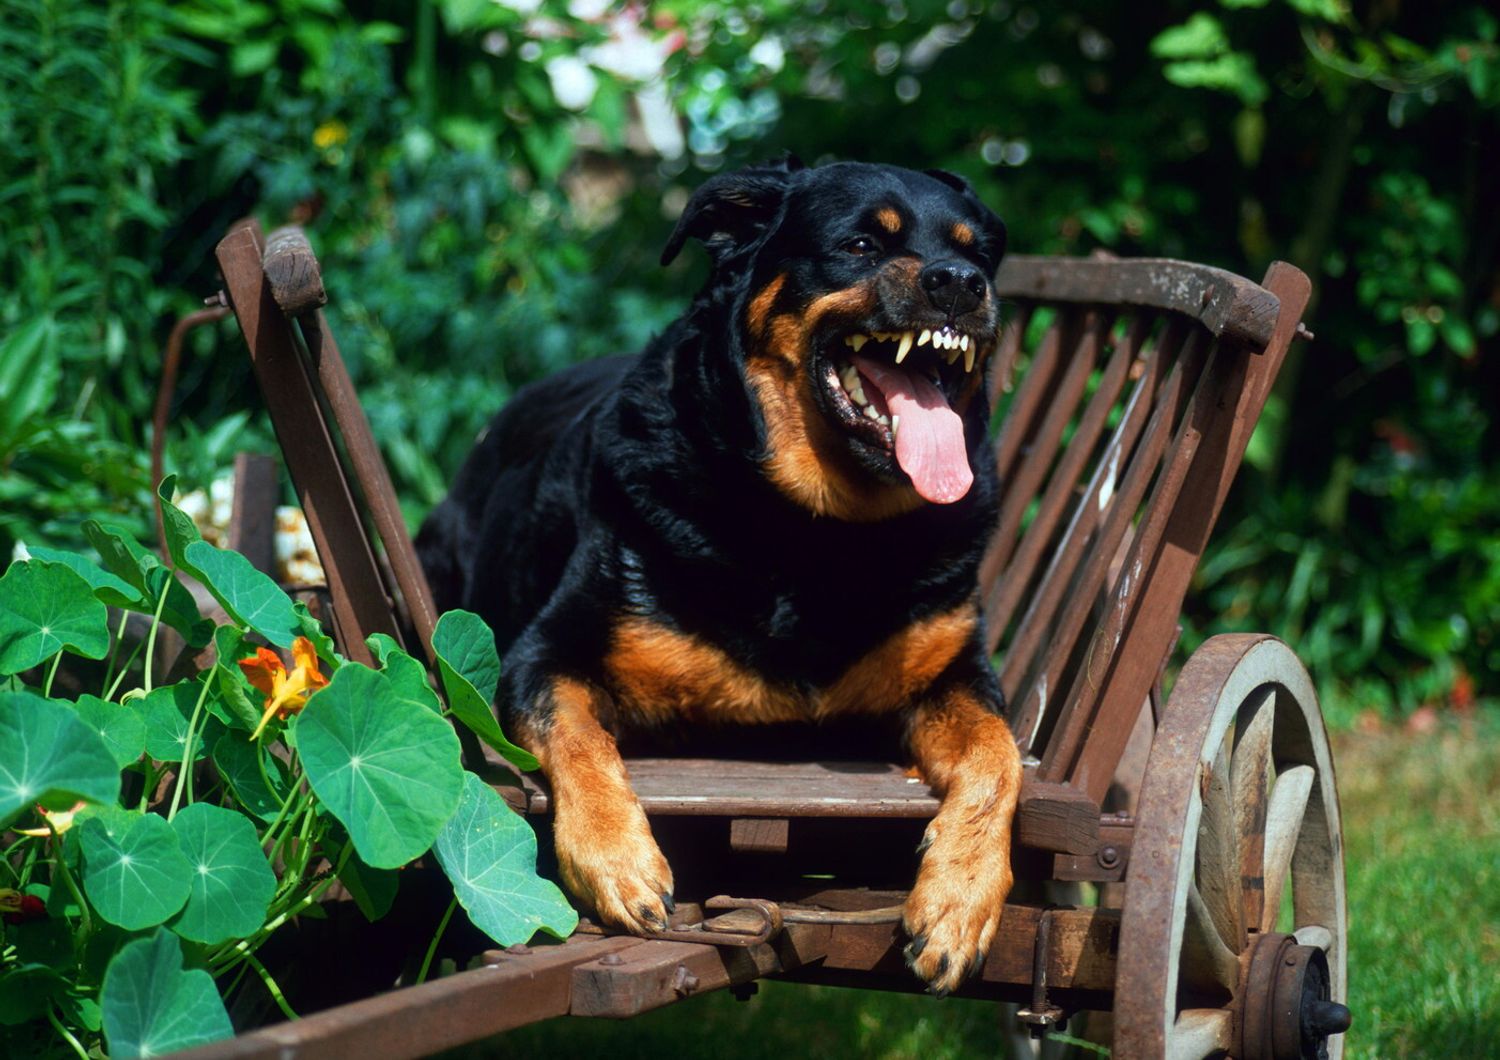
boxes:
[986,309,1114,582]
[170,935,641,1060]
[990,308,1077,491]
[1046,263,1312,802]
[216,226,393,666]
[983,313,1151,640]
[986,303,1033,405]
[994,255,1281,347]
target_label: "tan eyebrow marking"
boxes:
[951,221,975,246]
[876,207,902,234]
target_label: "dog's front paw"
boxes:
[554,802,675,935]
[901,817,1012,997]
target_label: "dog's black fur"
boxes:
[417,158,1020,995]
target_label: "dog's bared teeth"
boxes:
[864,405,882,422]
[964,346,977,373]
[895,331,914,364]
[849,334,868,352]
[891,414,900,440]
[917,329,931,347]
[944,346,961,365]
[960,335,970,351]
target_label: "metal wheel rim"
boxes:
[1114,635,1348,1059]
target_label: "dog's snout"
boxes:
[919,260,987,316]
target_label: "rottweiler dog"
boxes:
[417,157,1020,995]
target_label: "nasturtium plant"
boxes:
[0,480,569,1055]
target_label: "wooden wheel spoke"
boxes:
[1182,881,1240,992]
[1195,737,1244,952]
[1167,1009,1233,1060]
[1294,924,1335,952]
[1259,764,1315,933]
[1231,687,1274,932]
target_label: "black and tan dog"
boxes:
[417,157,1020,995]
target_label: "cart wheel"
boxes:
[1114,635,1350,1059]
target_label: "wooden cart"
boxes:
[176,223,1349,1059]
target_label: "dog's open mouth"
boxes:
[817,325,989,504]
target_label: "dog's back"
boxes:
[416,353,634,649]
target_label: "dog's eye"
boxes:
[845,236,881,256]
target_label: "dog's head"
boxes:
[664,159,1007,521]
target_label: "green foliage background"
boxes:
[1,0,1496,724]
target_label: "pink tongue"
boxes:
[850,354,973,504]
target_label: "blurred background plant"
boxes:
[1,0,1495,726]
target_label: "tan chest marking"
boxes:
[604,607,976,725]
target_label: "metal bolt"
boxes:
[1201,284,1216,306]
[1097,845,1121,869]
[203,290,229,308]
[672,965,700,997]
[598,952,624,966]
[1296,322,1316,342]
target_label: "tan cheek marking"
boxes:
[951,221,975,246]
[877,207,902,234]
[745,273,788,343]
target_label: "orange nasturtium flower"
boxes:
[239,636,328,740]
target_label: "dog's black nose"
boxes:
[920,260,988,316]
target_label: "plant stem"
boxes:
[49,829,92,944]
[211,845,352,973]
[104,638,145,702]
[166,676,212,820]
[46,1004,89,1060]
[416,895,459,986]
[240,948,299,1022]
[100,609,129,697]
[142,579,170,693]
[42,652,62,697]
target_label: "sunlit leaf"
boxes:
[71,693,147,768]
[0,560,110,674]
[167,803,276,945]
[294,664,464,868]
[100,929,232,1058]
[433,772,577,945]
[79,809,193,930]
[0,692,120,827]
[432,610,537,771]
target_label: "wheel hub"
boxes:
[1236,932,1352,1059]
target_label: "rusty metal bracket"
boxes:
[574,895,783,948]
[1016,906,1069,1038]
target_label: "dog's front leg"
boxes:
[902,686,1022,996]
[516,675,674,935]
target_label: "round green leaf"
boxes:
[367,633,442,714]
[167,802,276,945]
[211,735,291,822]
[141,682,212,763]
[433,772,577,946]
[184,540,299,649]
[0,964,66,1026]
[431,611,537,771]
[82,521,212,648]
[0,560,111,675]
[0,692,121,826]
[79,810,193,930]
[294,665,463,869]
[25,546,143,609]
[101,929,232,1058]
[71,694,147,768]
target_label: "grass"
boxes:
[454,717,1500,1059]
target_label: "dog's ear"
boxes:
[661,155,805,267]
[925,168,1008,268]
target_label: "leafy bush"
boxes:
[0,480,572,1056]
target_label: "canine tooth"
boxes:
[917,329,931,347]
[945,347,961,365]
[896,331,914,364]
[964,346,976,373]
[850,334,868,352]
[891,414,900,439]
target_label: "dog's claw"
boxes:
[661,892,676,915]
